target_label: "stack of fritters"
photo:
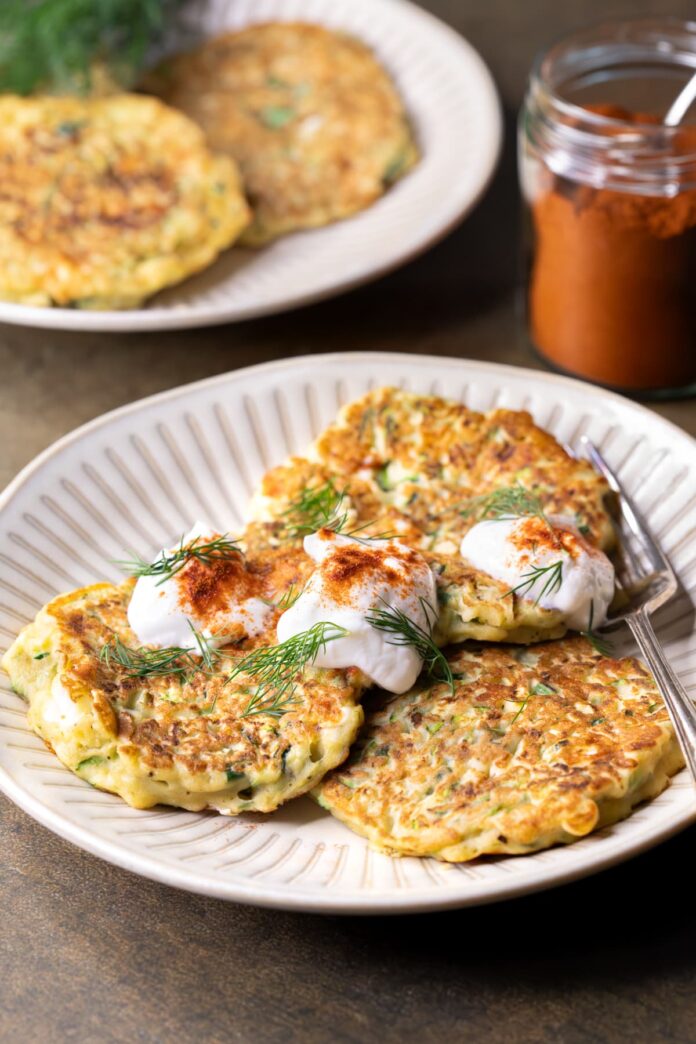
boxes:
[2,388,683,861]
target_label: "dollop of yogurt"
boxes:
[127,522,272,649]
[459,514,614,631]
[276,529,438,694]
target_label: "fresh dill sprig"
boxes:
[461,484,547,523]
[581,600,614,657]
[99,623,223,681]
[116,533,242,587]
[365,598,454,693]
[509,681,556,726]
[0,0,184,95]
[276,583,304,611]
[281,479,393,544]
[281,479,350,538]
[227,621,349,719]
[507,560,564,604]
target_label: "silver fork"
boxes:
[581,437,696,781]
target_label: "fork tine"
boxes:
[580,438,671,578]
[576,447,696,785]
[579,439,652,583]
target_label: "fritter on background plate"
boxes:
[0,94,249,309]
[145,22,418,244]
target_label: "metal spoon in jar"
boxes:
[665,68,696,126]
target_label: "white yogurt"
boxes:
[460,514,614,631]
[277,530,438,693]
[127,522,272,649]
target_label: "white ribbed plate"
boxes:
[1,353,695,913]
[0,0,500,333]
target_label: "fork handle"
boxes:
[628,609,696,783]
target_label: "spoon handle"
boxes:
[665,68,696,126]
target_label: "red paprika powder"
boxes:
[519,19,696,397]
[528,105,696,392]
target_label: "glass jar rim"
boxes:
[524,16,696,193]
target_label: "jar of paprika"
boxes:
[520,18,696,397]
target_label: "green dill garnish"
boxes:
[365,599,454,693]
[259,105,296,129]
[511,680,557,725]
[227,621,349,719]
[116,533,242,586]
[0,0,183,95]
[280,479,391,543]
[509,699,528,726]
[581,600,614,657]
[276,583,303,611]
[225,768,245,782]
[590,717,605,726]
[33,652,49,660]
[99,624,223,681]
[647,702,659,714]
[460,484,547,522]
[507,560,563,604]
[281,479,349,538]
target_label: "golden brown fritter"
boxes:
[145,22,417,244]
[247,388,615,643]
[315,637,682,860]
[0,94,249,308]
[309,387,615,552]
[2,536,365,813]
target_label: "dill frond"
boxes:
[116,533,242,586]
[461,484,547,523]
[228,621,349,718]
[0,0,184,95]
[365,598,454,693]
[507,560,564,604]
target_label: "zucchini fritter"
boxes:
[0,94,249,308]
[248,387,615,644]
[146,22,418,245]
[2,536,366,813]
[315,638,682,860]
[310,387,615,553]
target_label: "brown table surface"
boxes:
[3,2,696,1041]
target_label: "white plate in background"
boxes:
[0,353,694,913]
[0,0,501,332]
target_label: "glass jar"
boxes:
[519,18,696,398]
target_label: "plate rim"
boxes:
[0,0,503,333]
[1,350,695,914]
